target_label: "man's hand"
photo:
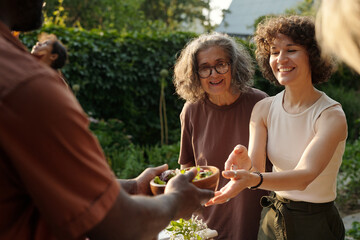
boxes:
[118,164,168,195]
[135,164,169,195]
[165,168,214,220]
[224,145,252,171]
[89,167,213,239]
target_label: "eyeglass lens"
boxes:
[198,62,229,78]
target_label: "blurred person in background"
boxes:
[31,33,67,71]
[31,33,68,86]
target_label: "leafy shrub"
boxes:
[115,144,148,179]
[88,117,179,178]
[89,118,132,151]
[89,117,181,178]
[21,25,194,145]
[336,138,360,213]
[346,221,360,240]
[109,143,180,179]
[319,84,360,141]
[329,64,360,91]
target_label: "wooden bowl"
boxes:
[150,166,220,195]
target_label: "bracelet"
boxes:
[248,171,263,190]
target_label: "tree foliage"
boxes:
[250,0,316,33]
[43,0,151,32]
[284,0,317,16]
[42,0,214,32]
[140,0,211,31]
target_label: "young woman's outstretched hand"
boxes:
[224,145,252,171]
[206,145,257,206]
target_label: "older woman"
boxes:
[207,16,347,239]
[173,32,269,239]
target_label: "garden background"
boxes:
[20,0,360,238]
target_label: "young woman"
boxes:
[173,32,270,239]
[207,16,347,239]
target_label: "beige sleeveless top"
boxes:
[267,90,346,203]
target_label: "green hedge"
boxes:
[20,25,360,144]
[318,84,360,141]
[336,138,360,213]
[21,25,196,145]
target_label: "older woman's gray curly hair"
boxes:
[173,32,254,102]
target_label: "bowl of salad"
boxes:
[150,166,220,195]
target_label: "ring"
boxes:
[231,164,237,170]
[232,170,237,179]
[226,199,230,202]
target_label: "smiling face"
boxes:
[269,34,312,87]
[196,46,233,102]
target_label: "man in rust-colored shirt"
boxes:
[0,0,213,239]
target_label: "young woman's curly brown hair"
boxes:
[254,15,335,85]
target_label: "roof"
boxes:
[216,0,303,37]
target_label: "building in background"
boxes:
[217,0,302,38]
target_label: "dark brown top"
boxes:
[0,22,119,239]
[179,88,271,239]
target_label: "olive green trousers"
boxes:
[257,194,345,240]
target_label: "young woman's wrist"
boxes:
[248,171,263,190]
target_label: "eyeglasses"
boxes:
[197,62,231,78]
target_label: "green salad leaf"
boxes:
[166,215,207,240]
[154,176,166,185]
